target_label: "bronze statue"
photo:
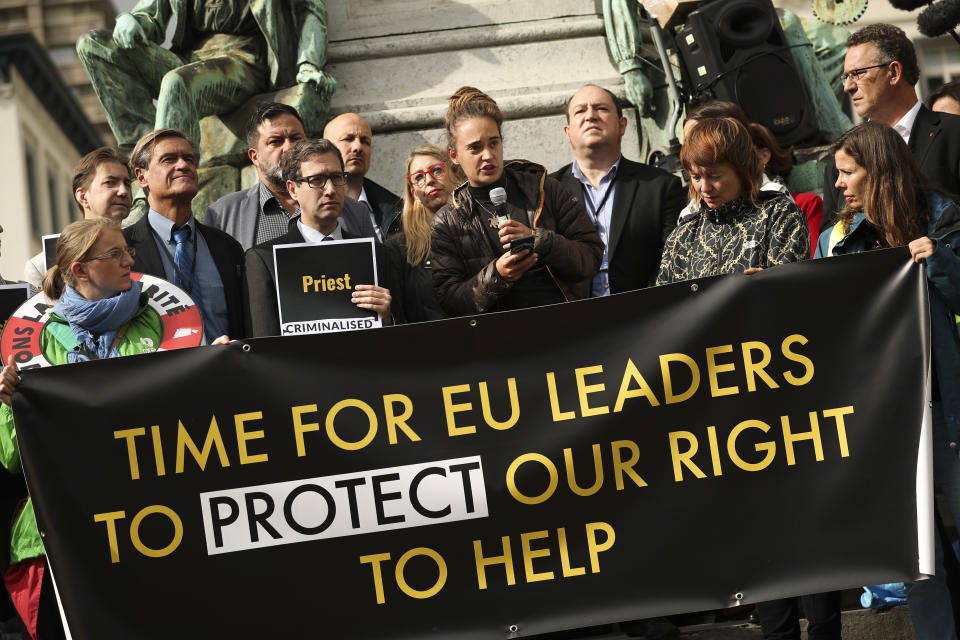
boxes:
[603,0,654,116]
[77,0,335,151]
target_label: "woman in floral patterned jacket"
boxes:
[657,117,809,285]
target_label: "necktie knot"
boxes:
[172,226,191,246]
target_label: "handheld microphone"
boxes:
[918,0,960,36]
[490,187,509,222]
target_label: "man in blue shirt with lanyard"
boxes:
[124,129,245,341]
[555,90,683,640]
[553,85,684,296]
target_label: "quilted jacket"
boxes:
[430,161,603,316]
[657,191,810,285]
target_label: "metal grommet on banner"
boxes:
[734,592,744,605]
[508,624,519,634]
[241,343,252,352]
[690,283,699,292]
[469,319,478,327]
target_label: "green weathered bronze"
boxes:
[603,0,655,116]
[800,15,856,106]
[77,0,335,151]
[813,0,870,26]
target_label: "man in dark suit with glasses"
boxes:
[243,139,397,337]
[822,23,960,229]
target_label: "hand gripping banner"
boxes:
[11,248,929,639]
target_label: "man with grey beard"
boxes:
[207,103,378,249]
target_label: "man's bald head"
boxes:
[323,113,373,177]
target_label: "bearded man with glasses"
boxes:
[822,23,960,229]
[242,138,398,337]
[205,104,378,250]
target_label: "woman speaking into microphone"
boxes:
[430,86,603,316]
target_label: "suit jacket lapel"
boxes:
[607,160,635,260]
[131,216,165,277]
[557,166,580,202]
[266,227,306,280]
[196,222,233,294]
[562,161,630,260]
[243,185,261,249]
[366,180,400,221]
[911,105,940,170]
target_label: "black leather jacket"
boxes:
[430,161,603,316]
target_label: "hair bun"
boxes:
[447,86,486,111]
[444,86,504,147]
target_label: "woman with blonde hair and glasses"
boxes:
[387,145,461,322]
[0,218,226,639]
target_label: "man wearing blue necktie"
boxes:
[123,128,245,341]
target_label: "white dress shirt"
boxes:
[892,100,922,144]
[297,220,344,243]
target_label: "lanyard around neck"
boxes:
[580,172,617,228]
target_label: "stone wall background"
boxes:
[319,0,640,196]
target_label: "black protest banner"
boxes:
[274,238,379,335]
[13,249,927,640]
[0,285,30,334]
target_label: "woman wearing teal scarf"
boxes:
[0,218,161,639]
[51,261,142,363]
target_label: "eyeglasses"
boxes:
[840,62,891,84]
[296,172,349,189]
[83,246,135,262]
[407,163,446,187]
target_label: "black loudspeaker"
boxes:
[674,0,822,147]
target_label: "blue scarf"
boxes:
[53,281,142,363]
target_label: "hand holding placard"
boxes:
[352,284,392,325]
[274,238,382,335]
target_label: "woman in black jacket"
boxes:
[430,87,602,316]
